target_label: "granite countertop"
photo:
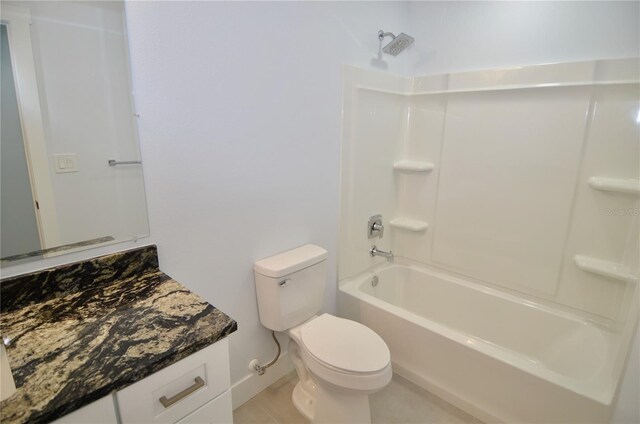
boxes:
[0,245,237,424]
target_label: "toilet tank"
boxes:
[253,244,328,331]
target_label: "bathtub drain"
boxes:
[371,276,379,287]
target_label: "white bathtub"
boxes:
[338,261,637,423]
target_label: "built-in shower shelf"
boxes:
[390,218,429,232]
[393,161,434,172]
[588,177,640,195]
[574,255,637,282]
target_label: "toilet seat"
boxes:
[289,314,392,393]
[300,314,390,373]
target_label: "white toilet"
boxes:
[254,244,392,424]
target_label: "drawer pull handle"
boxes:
[159,376,205,408]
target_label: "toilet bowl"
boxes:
[287,314,392,423]
[253,244,392,423]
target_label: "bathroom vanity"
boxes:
[0,246,237,424]
[52,340,232,424]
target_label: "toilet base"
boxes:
[312,380,372,424]
[292,379,373,424]
[292,380,316,422]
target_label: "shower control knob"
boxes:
[368,215,384,239]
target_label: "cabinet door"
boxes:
[177,390,233,424]
[51,395,117,424]
[117,339,230,424]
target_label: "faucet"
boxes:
[370,246,393,262]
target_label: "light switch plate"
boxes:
[54,154,78,173]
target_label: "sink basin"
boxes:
[1,344,16,401]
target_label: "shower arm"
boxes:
[378,30,397,41]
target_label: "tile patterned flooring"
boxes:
[233,373,483,424]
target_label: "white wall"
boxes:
[406,1,640,76]
[124,0,407,403]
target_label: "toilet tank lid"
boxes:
[254,244,328,278]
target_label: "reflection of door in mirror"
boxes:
[1,24,40,257]
[1,8,60,259]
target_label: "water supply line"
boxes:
[252,331,281,376]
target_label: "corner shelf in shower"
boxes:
[389,218,429,232]
[393,161,435,172]
[587,177,640,196]
[574,255,637,283]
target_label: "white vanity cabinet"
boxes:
[117,338,232,424]
[52,395,118,424]
[54,339,232,424]
[176,391,232,424]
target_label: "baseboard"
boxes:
[231,353,295,410]
[392,361,503,424]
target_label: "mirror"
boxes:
[0,1,148,267]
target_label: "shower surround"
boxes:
[337,58,639,423]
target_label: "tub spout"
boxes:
[370,246,394,262]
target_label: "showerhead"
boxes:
[378,30,414,56]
